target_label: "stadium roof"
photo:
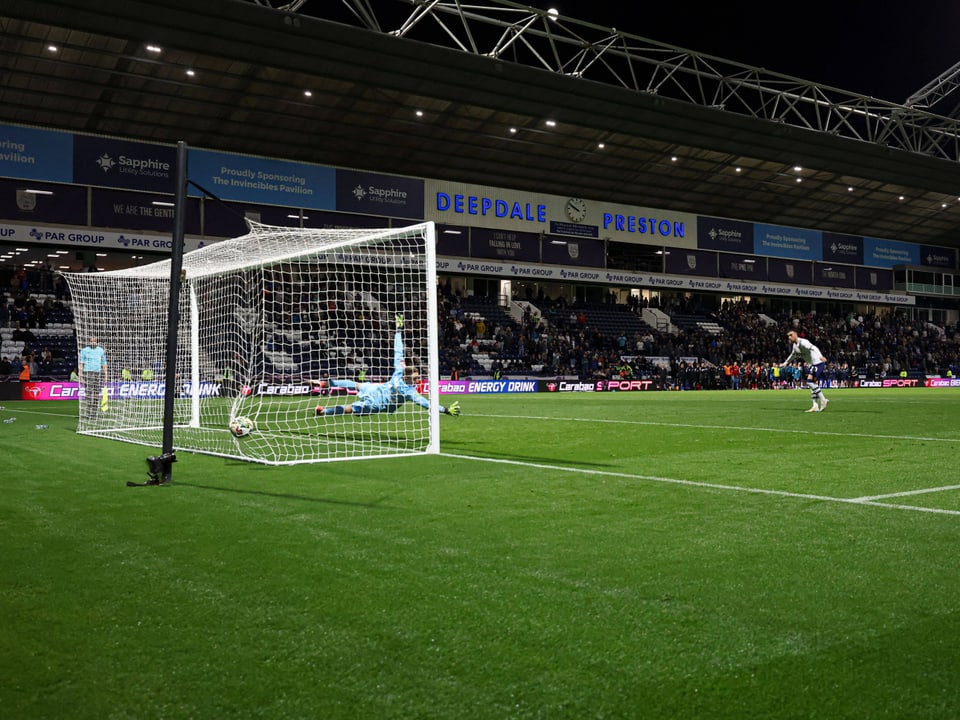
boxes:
[3,0,960,254]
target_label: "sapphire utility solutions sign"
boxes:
[73,135,176,193]
[822,232,864,265]
[921,245,957,269]
[697,217,754,253]
[335,169,424,220]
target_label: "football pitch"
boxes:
[2,388,959,719]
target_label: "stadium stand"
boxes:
[3,275,958,387]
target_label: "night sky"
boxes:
[542,1,960,107]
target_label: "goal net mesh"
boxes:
[61,220,439,464]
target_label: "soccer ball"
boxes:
[229,416,255,438]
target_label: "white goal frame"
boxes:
[61,220,440,465]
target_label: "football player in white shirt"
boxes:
[780,330,829,412]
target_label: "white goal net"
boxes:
[61,220,440,464]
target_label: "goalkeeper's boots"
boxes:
[395,313,404,329]
[447,400,461,416]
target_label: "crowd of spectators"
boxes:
[1,267,74,381]
[715,299,960,379]
[436,290,960,388]
[3,267,958,389]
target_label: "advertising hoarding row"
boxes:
[18,376,957,402]
[697,216,956,270]
[1,122,955,283]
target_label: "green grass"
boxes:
[2,388,960,719]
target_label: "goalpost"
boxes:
[61,220,440,465]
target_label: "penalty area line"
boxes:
[852,484,960,502]
[441,453,960,517]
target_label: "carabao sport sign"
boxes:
[925,378,960,388]
[22,381,222,400]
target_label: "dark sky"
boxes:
[544,1,960,106]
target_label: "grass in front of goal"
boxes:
[86,394,432,463]
[2,388,960,719]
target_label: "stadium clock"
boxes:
[565,197,587,222]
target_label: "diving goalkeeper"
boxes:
[314,314,461,418]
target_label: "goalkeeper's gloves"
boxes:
[395,313,404,330]
[444,401,461,416]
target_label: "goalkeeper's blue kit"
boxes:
[330,331,429,415]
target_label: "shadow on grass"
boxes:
[165,480,391,509]
[441,440,616,469]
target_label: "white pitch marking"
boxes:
[441,453,960,517]
[475,413,960,444]
[852,484,960,502]
[0,407,75,420]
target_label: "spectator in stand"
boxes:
[39,263,53,293]
[53,273,66,300]
[761,362,775,389]
[0,356,12,375]
[730,361,741,390]
[433,295,959,390]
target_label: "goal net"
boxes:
[61,220,440,464]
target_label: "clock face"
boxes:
[565,197,587,222]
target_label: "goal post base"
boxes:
[126,451,177,487]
